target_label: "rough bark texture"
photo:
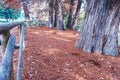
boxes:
[56,0,64,30]
[48,0,64,30]
[66,0,75,29]
[23,1,30,20]
[54,0,57,27]
[75,0,120,56]
[72,0,82,29]
[48,0,54,28]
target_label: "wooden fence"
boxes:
[25,19,48,27]
[0,22,25,80]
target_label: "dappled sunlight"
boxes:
[44,30,56,33]
[58,31,78,38]
[31,31,40,35]
[33,2,37,10]
[47,48,60,55]
[29,28,76,42]
[70,73,87,80]
[51,36,72,42]
[15,27,120,80]
[103,73,118,80]
[39,2,47,10]
[44,30,78,39]
[94,52,120,63]
[1,0,120,79]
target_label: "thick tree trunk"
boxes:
[66,0,75,29]
[75,0,120,56]
[48,0,54,28]
[56,0,64,30]
[54,0,57,27]
[72,0,82,29]
[48,0,64,30]
[23,1,30,20]
[54,10,57,27]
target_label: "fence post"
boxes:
[18,24,25,49]
[17,24,25,80]
[1,31,14,80]
[0,34,15,80]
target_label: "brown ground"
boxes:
[10,26,120,80]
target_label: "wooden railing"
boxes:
[0,22,25,80]
[25,19,48,27]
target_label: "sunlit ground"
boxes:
[10,26,120,80]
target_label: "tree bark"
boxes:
[66,0,75,29]
[75,0,120,56]
[48,0,54,28]
[48,0,64,30]
[56,0,64,30]
[23,1,30,20]
[72,0,82,29]
[54,0,57,27]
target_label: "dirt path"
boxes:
[12,27,120,80]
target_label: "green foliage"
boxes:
[0,2,21,20]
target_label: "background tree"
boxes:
[72,0,82,29]
[66,0,75,29]
[56,0,64,30]
[22,0,30,20]
[75,0,120,56]
[48,0,64,30]
[48,0,54,28]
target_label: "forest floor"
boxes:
[2,26,120,80]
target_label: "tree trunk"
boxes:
[54,10,57,27]
[54,0,57,27]
[23,1,30,20]
[48,0,54,28]
[56,0,64,30]
[75,0,120,56]
[72,0,82,29]
[48,0,64,30]
[66,0,75,29]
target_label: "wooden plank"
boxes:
[0,35,15,80]
[0,31,15,80]
[1,31,10,56]
[0,22,23,35]
[16,24,25,80]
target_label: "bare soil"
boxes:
[10,26,120,80]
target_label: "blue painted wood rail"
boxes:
[0,34,15,80]
[0,22,25,80]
